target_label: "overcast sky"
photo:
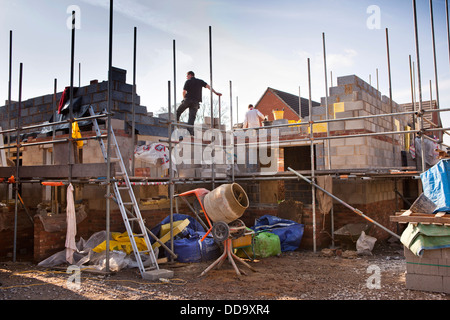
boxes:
[1,0,450,143]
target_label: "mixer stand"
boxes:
[200,220,256,277]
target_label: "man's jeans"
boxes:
[176,99,199,135]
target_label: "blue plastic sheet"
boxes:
[170,232,221,263]
[420,159,450,213]
[149,214,220,263]
[251,215,304,252]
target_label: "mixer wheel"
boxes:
[211,221,230,242]
[229,219,246,239]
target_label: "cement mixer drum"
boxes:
[203,183,249,224]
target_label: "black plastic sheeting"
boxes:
[6,97,105,143]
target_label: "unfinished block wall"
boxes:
[321,75,408,169]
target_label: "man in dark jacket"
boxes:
[176,71,222,134]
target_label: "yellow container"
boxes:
[232,233,253,248]
[272,110,284,120]
[232,228,254,248]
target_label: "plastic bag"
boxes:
[421,159,450,213]
[356,231,377,255]
[92,231,149,254]
[252,215,304,252]
[134,143,176,171]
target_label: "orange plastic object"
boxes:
[41,181,65,187]
[177,188,212,241]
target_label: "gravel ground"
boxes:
[0,241,448,302]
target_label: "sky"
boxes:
[1,0,450,144]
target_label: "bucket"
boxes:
[203,183,249,224]
[410,193,437,214]
[272,110,284,120]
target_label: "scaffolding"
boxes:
[2,0,450,272]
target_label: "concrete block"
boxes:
[439,259,450,276]
[444,276,450,293]
[343,101,364,112]
[345,136,366,146]
[110,118,125,130]
[142,268,174,281]
[336,145,354,156]
[329,121,345,131]
[344,119,365,130]
[345,155,367,167]
[337,75,357,86]
[405,273,443,293]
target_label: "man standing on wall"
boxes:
[243,104,265,129]
[176,71,222,135]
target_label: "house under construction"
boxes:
[1,1,450,294]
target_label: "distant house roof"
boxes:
[256,87,320,118]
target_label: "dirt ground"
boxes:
[0,239,448,303]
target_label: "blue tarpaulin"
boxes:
[420,159,450,213]
[251,215,304,252]
[149,214,220,263]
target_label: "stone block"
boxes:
[344,101,364,111]
[345,119,365,130]
[142,268,174,281]
[405,273,444,293]
[336,145,354,156]
[337,75,358,86]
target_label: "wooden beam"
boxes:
[391,211,450,225]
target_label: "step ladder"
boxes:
[89,107,164,279]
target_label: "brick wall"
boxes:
[0,206,34,260]
[255,89,300,121]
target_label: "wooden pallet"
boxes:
[391,209,450,226]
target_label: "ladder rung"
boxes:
[145,266,158,271]
[111,157,121,162]
[118,187,130,190]
[126,217,140,222]
[122,202,134,206]
[133,233,146,237]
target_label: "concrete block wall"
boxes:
[0,67,167,139]
[404,247,450,294]
[320,74,408,169]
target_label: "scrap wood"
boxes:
[391,210,450,225]
[151,218,190,249]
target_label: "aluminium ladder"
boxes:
[89,106,159,278]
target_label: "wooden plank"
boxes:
[152,218,190,249]
[0,163,115,179]
[390,214,450,225]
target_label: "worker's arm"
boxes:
[257,110,265,120]
[205,84,222,96]
[182,90,187,99]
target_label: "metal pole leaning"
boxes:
[287,167,401,240]
[412,0,426,172]
[307,58,316,252]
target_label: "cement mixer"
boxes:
[176,183,256,276]
[204,183,249,242]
